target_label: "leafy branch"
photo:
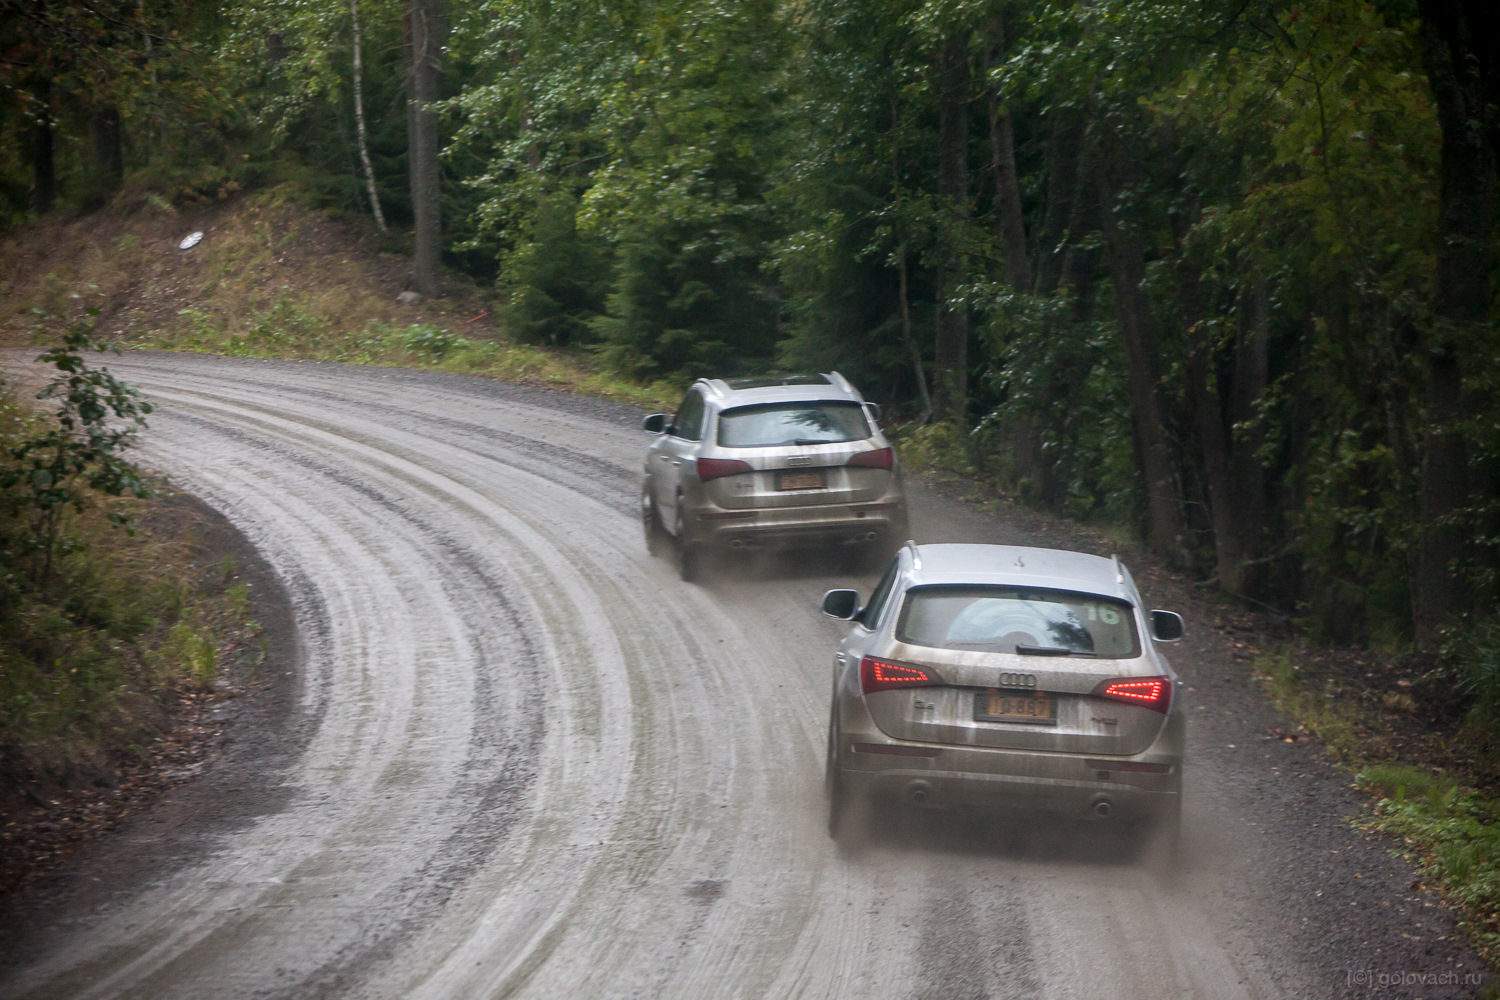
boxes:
[0,311,155,588]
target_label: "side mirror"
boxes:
[865,402,883,423]
[1149,610,1185,642]
[821,589,861,621]
[642,413,667,434]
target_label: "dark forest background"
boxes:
[3,0,1498,654]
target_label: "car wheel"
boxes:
[1143,792,1184,881]
[675,496,700,582]
[641,487,665,557]
[825,707,853,842]
[1161,792,1182,846]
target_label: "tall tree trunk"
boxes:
[1034,108,1083,296]
[932,30,970,424]
[890,119,932,426]
[897,239,931,426]
[1098,121,1189,568]
[29,81,55,214]
[91,105,123,191]
[1185,272,1271,596]
[1414,0,1495,643]
[1228,281,1271,593]
[983,15,1029,293]
[1059,121,1102,321]
[1014,106,1096,505]
[351,0,387,231]
[405,0,445,296]
[143,31,166,151]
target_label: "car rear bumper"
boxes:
[687,499,907,550]
[834,712,1183,822]
[838,752,1179,822]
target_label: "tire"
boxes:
[1156,789,1183,855]
[675,496,700,582]
[1139,792,1183,881]
[825,707,853,841]
[642,487,665,557]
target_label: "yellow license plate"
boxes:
[777,470,825,490]
[976,690,1057,725]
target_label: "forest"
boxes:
[2,0,1496,655]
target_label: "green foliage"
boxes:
[0,0,242,219]
[1441,616,1500,753]
[888,422,973,476]
[504,191,609,347]
[0,376,239,777]
[0,313,155,587]
[969,285,1138,521]
[1358,766,1500,965]
[162,616,217,687]
[455,0,787,378]
[1253,652,1362,755]
[4,0,1496,649]
[219,0,412,222]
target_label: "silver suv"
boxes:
[821,542,1185,845]
[641,373,908,580]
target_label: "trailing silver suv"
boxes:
[820,543,1185,847]
[641,373,908,580]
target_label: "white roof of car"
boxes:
[906,543,1134,602]
[697,372,863,407]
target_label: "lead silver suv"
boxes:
[641,373,908,580]
[821,543,1185,846]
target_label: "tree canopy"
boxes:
[2,0,1496,645]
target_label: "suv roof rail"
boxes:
[904,539,921,570]
[825,370,855,394]
[1111,553,1125,584]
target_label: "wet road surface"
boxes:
[0,353,1478,999]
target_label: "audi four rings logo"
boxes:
[999,673,1037,688]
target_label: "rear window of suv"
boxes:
[896,585,1140,658]
[717,401,871,448]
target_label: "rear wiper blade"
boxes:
[791,438,829,446]
[1015,644,1095,657]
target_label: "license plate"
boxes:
[975,690,1057,725]
[776,470,825,490]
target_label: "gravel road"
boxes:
[0,353,1486,999]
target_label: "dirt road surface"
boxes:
[0,353,1485,999]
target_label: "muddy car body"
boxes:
[641,373,907,579]
[821,542,1186,841]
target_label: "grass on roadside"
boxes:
[0,487,259,780]
[1253,652,1364,757]
[0,373,262,819]
[139,289,681,411]
[1357,764,1500,968]
[1252,649,1500,971]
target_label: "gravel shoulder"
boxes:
[0,489,307,967]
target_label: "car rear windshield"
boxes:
[716,401,872,448]
[896,585,1140,658]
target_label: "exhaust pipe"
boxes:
[908,780,932,805]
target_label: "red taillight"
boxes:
[860,655,941,694]
[1094,676,1172,713]
[696,457,753,482]
[846,446,894,470]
